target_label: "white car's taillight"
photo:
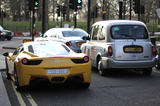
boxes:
[108,46,113,56]
[152,46,156,56]
[65,42,71,46]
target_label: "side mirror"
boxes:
[82,36,90,40]
[40,34,43,37]
[3,52,9,57]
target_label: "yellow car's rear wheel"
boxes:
[81,83,90,89]
[14,64,22,91]
[5,59,11,79]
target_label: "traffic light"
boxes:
[140,5,145,14]
[62,6,67,14]
[69,0,82,10]
[69,0,74,9]
[34,0,39,9]
[77,0,82,9]
[95,6,99,18]
[28,0,39,10]
[28,0,33,10]
[133,0,140,14]
[56,5,61,16]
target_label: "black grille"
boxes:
[71,59,87,64]
[26,60,42,65]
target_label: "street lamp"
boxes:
[119,0,123,19]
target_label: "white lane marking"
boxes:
[24,92,38,106]
[11,82,26,106]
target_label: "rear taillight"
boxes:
[65,42,71,46]
[83,56,89,62]
[152,46,156,56]
[21,58,28,64]
[108,46,113,56]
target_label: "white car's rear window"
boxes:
[62,30,88,37]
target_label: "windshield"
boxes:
[62,30,88,37]
[111,25,148,39]
[28,42,70,57]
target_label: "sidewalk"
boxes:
[0,54,11,106]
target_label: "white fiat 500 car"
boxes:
[35,28,89,53]
[81,20,156,76]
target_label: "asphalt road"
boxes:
[1,37,160,106]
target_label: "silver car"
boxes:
[81,20,156,76]
[35,28,89,53]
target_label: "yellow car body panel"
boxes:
[14,55,91,86]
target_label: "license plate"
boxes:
[77,42,84,46]
[124,46,142,53]
[47,69,68,74]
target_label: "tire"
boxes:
[155,64,160,70]
[142,68,152,76]
[14,65,22,91]
[5,59,11,79]
[7,36,12,40]
[0,36,5,41]
[81,83,90,89]
[98,59,105,76]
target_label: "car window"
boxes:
[13,46,23,55]
[111,25,148,39]
[62,30,88,37]
[91,25,99,40]
[99,26,105,40]
[28,42,70,57]
[44,30,57,38]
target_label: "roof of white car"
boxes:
[46,28,87,32]
[93,20,146,27]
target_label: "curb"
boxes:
[14,32,41,37]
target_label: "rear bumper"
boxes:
[18,64,91,86]
[102,57,156,69]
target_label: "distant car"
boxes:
[35,28,90,53]
[3,41,91,90]
[155,43,160,69]
[81,20,156,76]
[0,25,13,40]
[0,30,5,41]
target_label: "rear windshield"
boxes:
[62,30,88,37]
[28,42,70,57]
[111,25,148,39]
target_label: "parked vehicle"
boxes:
[155,43,160,69]
[81,20,156,76]
[35,28,90,53]
[3,41,91,91]
[0,30,5,41]
[0,25,13,40]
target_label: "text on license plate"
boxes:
[124,47,142,53]
[47,69,68,74]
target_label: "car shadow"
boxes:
[91,67,154,79]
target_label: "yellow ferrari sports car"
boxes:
[3,41,91,90]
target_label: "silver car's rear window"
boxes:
[28,43,70,57]
[62,30,88,37]
[111,25,148,39]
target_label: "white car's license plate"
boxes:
[47,69,68,74]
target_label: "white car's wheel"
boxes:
[98,59,105,76]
